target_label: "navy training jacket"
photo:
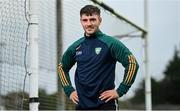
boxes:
[58,30,139,109]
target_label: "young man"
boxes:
[58,5,139,110]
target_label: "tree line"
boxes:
[1,46,179,110]
[122,46,180,109]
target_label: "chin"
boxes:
[86,31,95,35]
[87,32,94,35]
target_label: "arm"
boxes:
[111,39,139,97]
[58,37,84,98]
[57,47,76,97]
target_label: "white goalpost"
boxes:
[0,0,57,110]
[0,0,149,110]
[28,0,39,110]
[144,0,152,110]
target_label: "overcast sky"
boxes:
[102,0,179,80]
[60,0,180,99]
[101,0,180,98]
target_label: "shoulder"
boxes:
[67,37,85,52]
[98,33,125,48]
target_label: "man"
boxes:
[58,5,139,110]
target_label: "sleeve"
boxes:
[110,39,139,97]
[57,47,76,97]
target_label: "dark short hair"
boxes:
[80,5,100,16]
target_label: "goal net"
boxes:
[0,0,145,110]
[0,0,57,110]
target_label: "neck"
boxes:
[85,29,100,37]
[84,30,102,39]
[85,33,91,37]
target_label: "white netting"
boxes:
[0,0,57,110]
[0,0,145,110]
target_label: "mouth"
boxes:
[86,27,94,31]
[87,29,93,31]
[86,26,94,29]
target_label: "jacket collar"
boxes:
[84,30,103,39]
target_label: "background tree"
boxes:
[128,46,180,106]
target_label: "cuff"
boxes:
[116,83,130,97]
[63,86,75,97]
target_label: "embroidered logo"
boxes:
[95,47,102,55]
[76,45,82,56]
[76,51,82,56]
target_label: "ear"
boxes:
[80,18,83,25]
[99,16,102,23]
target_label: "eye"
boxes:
[90,18,96,22]
[82,19,87,22]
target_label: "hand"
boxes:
[70,91,79,104]
[99,89,119,103]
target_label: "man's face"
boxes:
[80,14,101,36]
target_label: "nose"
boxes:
[86,20,92,26]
